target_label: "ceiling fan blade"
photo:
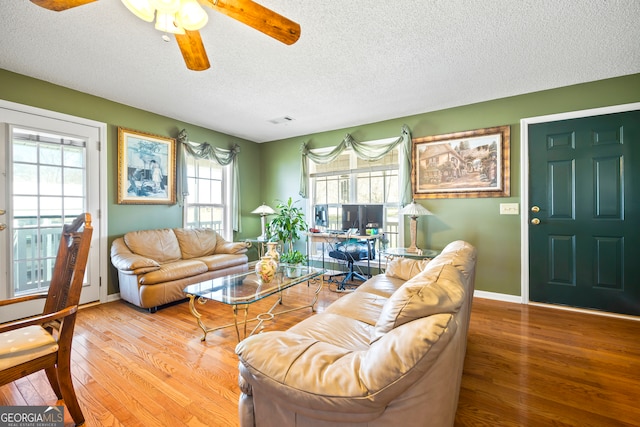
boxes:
[30,0,97,11]
[202,0,301,45]
[175,30,211,71]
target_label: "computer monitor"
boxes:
[340,204,384,235]
[360,204,384,234]
[341,204,361,232]
[314,204,328,227]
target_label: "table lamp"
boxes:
[251,203,275,241]
[399,200,433,253]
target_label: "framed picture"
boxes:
[117,127,176,205]
[411,125,510,199]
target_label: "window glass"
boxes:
[309,147,400,247]
[184,154,229,237]
[10,128,87,296]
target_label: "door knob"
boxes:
[531,218,540,225]
[0,223,6,231]
[531,206,540,213]
[0,209,5,215]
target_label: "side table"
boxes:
[245,238,267,258]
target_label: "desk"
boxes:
[307,232,379,276]
[381,247,441,260]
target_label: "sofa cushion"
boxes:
[288,313,374,351]
[385,257,430,281]
[371,263,465,343]
[325,291,389,326]
[138,259,208,285]
[356,274,404,298]
[124,228,182,264]
[173,228,218,259]
[425,240,477,282]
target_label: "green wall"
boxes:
[2,68,639,298]
[0,69,264,295]
[261,73,640,296]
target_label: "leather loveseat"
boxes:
[111,228,250,312]
[236,240,477,427]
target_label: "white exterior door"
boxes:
[0,101,105,322]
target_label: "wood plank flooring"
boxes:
[1,283,639,426]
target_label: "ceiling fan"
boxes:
[29,0,301,71]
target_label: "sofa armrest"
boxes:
[215,240,250,255]
[111,237,160,273]
[236,332,388,416]
[236,313,457,418]
[238,369,255,427]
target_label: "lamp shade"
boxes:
[155,11,185,34]
[251,204,276,216]
[400,200,433,253]
[176,0,208,31]
[399,200,433,217]
[252,203,275,241]
[121,0,155,22]
[151,0,181,12]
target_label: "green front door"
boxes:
[528,110,640,316]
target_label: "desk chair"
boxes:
[0,213,92,426]
[328,240,373,290]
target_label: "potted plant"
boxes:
[279,250,307,278]
[266,197,309,277]
[266,197,308,254]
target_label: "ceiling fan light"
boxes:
[121,0,155,22]
[155,11,185,34]
[151,0,180,12]
[176,0,208,31]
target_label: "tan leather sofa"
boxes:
[236,240,477,427]
[111,228,250,312]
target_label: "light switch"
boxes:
[500,203,519,215]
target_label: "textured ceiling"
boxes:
[1,1,639,143]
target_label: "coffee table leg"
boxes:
[186,273,324,342]
[233,304,250,341]
[308,277,324,312]
[187,294,210,341]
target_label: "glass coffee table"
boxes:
[183,265,325,342]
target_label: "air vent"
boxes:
[268,116,295,124]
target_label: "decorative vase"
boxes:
[255,256,277,283]
[265,242,280,262]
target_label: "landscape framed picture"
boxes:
[117,127,176,205]
[411,125,510,199]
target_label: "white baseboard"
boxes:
[473,291,639,321]
[107,293,121,303]
[473,290,523,304]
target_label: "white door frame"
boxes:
[520,102,640,305]
[0,99,108,306]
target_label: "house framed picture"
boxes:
[411,125,510,199]
[117,127,176,205]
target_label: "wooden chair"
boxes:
[0,213,92,426]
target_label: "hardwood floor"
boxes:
[1,284,639,426]
[456,299,640,427]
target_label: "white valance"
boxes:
[177,129,241,232]
[299,124,413,206]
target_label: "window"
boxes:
[10,127,87,295]
[309,140,400,248]
[184,154,231,240]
